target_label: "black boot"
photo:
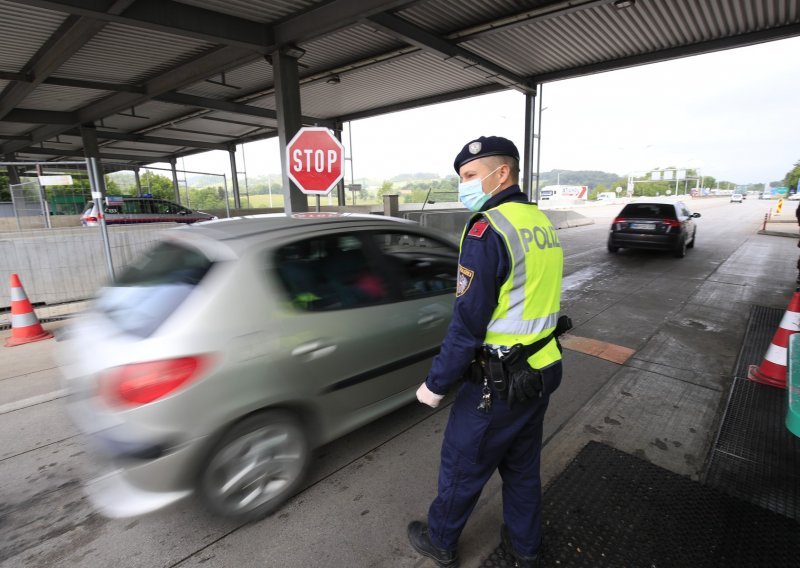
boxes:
[407,521,459,567]
[501,524,542,568]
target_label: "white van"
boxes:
[597,192,616,201]
[81,196,216,227]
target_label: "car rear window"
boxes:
[619,203,676,219]
[95,242,213,337]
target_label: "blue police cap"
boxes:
[453,136,520,173]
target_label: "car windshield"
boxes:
[95,241,214,337]
[619,203,676,219]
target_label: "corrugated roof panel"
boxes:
[97,101,194,133]
[178,59,274,99]
[99,148,173,161]
[298,23,408,72]
[144,126,237,143]
[21,84,109,112]
[462,0,800,78]
[175,0,320,24]
[0,0,68,70]
[296,51,496,118]
[101,141,183,154]
[38,139,83,153]
[169,116,259,138]
[200,111,275,128]
[0,122,31,136]
[398,0,550,35]
[56,23,218,84]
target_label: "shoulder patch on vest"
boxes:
[456,265,474,297]
[467,219,490,239]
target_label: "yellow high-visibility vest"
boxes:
[461,201,563,369]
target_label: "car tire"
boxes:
[200,411,310,521]
[607,241,619,253]
[674,237,687,258]
[687,230,696,249]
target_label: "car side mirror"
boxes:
[691,212,701,218]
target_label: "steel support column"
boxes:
[134,167,141,196]
[3,154,21,185]
[523,89,537,201]
[80,125,114,281]
[333,120,346,207]
[273,50,307,214]
[170,158,181,204]
[228,146,242,209]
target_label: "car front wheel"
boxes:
[200,411,310,520]
[687,230,696,249]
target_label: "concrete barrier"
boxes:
[402,208,593,238]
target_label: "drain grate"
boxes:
[705,377,800,519]
[478,442,799,567]
[0,315,70,332]
[732,305,783,378]
[705,303,800,520]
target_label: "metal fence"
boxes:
[0,159,232,325]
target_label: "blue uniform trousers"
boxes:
[427,362,562,557]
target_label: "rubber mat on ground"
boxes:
[478,441,799,568]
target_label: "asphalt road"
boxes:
[0,196,795,568]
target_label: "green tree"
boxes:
[189,186,226,210]
[783,159,800,193]
[404,188,430,203]
[0,171,9,201]
[377,180,395,197]
[139,171,175,200]
[588,184,608,200]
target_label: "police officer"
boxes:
[408,136,564,568]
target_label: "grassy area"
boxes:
[240,193,387,208]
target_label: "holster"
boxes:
[473,314,574,403]
[477,315,572,407]
[503,343,544,400]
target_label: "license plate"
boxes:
[629,223,655,230]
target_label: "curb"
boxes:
[757,230,799,238]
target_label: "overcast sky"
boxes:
[167,35,800,187]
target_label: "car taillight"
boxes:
[84,216,98,223]
[100,355,212,406]
[662,218,681,228]
[613,217,627,224]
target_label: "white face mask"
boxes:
[458,166,501,212]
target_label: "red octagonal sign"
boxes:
[286,127,345,195]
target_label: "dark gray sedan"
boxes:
[607,200,700,258]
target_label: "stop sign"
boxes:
[286,127,345,195]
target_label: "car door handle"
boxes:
[291,341,337,361]
[418,314,444,327]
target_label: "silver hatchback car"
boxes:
[58,213,458,520]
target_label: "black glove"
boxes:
[507,367,543,408]
[502,344,543,408]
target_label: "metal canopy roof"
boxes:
[1,0,798,165]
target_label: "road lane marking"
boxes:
[0,389,68,415]
[560,334,635,365]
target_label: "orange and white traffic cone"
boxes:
[4,273,53,347]
[747,290,800,389]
